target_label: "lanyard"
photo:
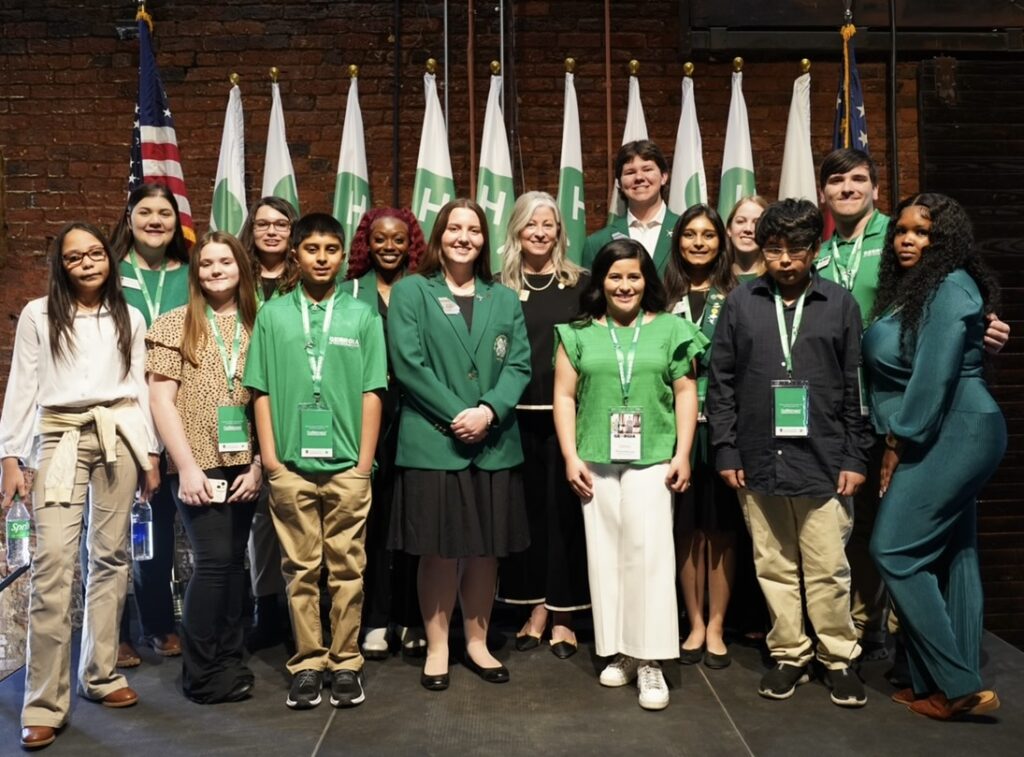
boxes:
[300,290,336,402]
[608,317,642,404]
[206,306,243,394]
[128,249,167,322]
[773,284,808,376]
[675,293,706,328]
[830,233,865,291]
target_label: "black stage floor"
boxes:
[2,627,1022,756]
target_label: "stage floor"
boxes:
[1,628,1022,756]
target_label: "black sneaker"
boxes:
[330,669,366,708]
[286,669,323,709]
[758,663,809,700]
[828,667,867,707]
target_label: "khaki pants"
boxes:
[739,491,861,670]
[267,466,371,674]
[23,430,138,728]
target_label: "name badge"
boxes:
[299,404,334,458]
[121,275,142,290]
[519,289,530,302]
[438,296,460,316]
[772,380,809,437]
[609,406,643,462]
[857,366,869,418]
[697,375,708,423]
[216,405,250,453]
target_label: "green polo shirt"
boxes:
[243,284,387,474]
[118,259,190,327]
[817,209,890,327]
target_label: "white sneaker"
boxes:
[599,654,639,687]
[637,661,669,710]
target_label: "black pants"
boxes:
[173,467,257,702]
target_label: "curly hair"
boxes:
[345,207,426,280]
[873,193,1000,354]
[663,204,737,304]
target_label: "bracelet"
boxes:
[884,433,901,450]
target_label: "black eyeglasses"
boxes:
[253,220,292,232]
[62,249,107,267]
[762,246,813,261]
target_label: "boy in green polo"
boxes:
[244,213,386,710]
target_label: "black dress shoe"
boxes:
[550,640,578,660]
[678,644,704,665]
[463,654,510,683]
[514,633,542,652]
[420,670,450,691]
[703,649,731,669]
[224,677,255,702]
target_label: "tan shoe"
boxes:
[909,690,1000,720]
[117,642,141,668]
[20,726,56,749]
[150,633,182,657]
[101,686,139,708]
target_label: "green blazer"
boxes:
[580,209,680,276]
[387,273,531,470]
[339,270,379,308]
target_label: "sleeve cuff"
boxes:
[714,446,742,472]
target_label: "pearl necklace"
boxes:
[523,270,558,291]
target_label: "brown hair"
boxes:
[415,199,492,281]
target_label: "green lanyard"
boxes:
[608,317,642,404]
[300,290,336,402]
[830,234,864,291]
[206,306,243,394]
[773,284,808,377]
[128,249,168,322]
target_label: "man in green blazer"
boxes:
[581,140,679,276]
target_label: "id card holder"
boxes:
[857,366,869,418]
[609,406,643,462]
[216,404,250,453]
[771,380,810,438]
[696,376,709,423]
[299,403,334,458]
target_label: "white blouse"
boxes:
[0,297,158,462]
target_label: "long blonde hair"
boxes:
[181,230,258,367]
[500,191,583,291]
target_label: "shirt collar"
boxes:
[626,202,667,229]
[751,271,829,302]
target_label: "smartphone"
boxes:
[209,478,228,504]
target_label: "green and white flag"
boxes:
[668,75,707,214]
[717,71,756,219]
[476,74,515,270]
[778,72,816,203]
[412,72,455,239]
[261,81,299,213]
[332,75,370,257]
[210,83,246,235]
[609,74,649,220]
[557,70,586,263]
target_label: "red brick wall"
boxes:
[0,1,918,382]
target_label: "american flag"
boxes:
[129,13,195,242]
[833,24,869,153]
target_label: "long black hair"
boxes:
[873,193,1000,354]
[663,204,737,304]
[109,183,191,263]
[574,238,666,324]
[48,222,134,376]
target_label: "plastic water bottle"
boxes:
[5,493,32,569]
[131,498,154,561]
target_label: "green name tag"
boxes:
[217,405,250,453]
[697,375,709,423]
[772,380,810,438]
[299,404,334,458]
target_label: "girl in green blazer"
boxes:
[388,199,531,691]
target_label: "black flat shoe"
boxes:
[420,670,450,691]
[703,649,731,669]
[463,654,510,683]
[550,639,578,660]
[515,633,542,652]
[224,677,255,702]
[678,644,704,665]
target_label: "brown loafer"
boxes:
[150,633,182,657]
[909,690,1000,720]
[117,642,141,668]
[891,688,917,707]
[21,726,56,749]
[101,686,139,708]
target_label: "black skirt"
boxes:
[675,427,743,535]
[389,466,530,559]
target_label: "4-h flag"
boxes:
[261,81,299,213]
[477,73,515,270]
[129,11,195,242]
[413,72,456,239]
[210,83,246,235]
[333,74,370,256]
[609,74,650,220]
[557,70,586,263]
[717,71,756,219]
[778,71,816,202]
[668,74,707,213]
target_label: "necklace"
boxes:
[523,270,558,291]
[445,278,475,296]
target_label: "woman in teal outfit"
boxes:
[864,193,1005,720]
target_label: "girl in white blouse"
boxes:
[0,222,159,750]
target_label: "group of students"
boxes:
[0,141,1009,750]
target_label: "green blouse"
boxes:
[555,312,708,466]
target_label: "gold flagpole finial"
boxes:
[269,67,279,83]
[732,57,744,73]
[426,58,438,74]
[800,58,811,74]
[565,57,576,74]
[349,64,359,79]
[683,62,694,77]
[229,72,240,87]
[628,59,640,76]
[490,60,501,75]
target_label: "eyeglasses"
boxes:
[253,220,292,232]
[62,248,107,267]
[762,246,813,261]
